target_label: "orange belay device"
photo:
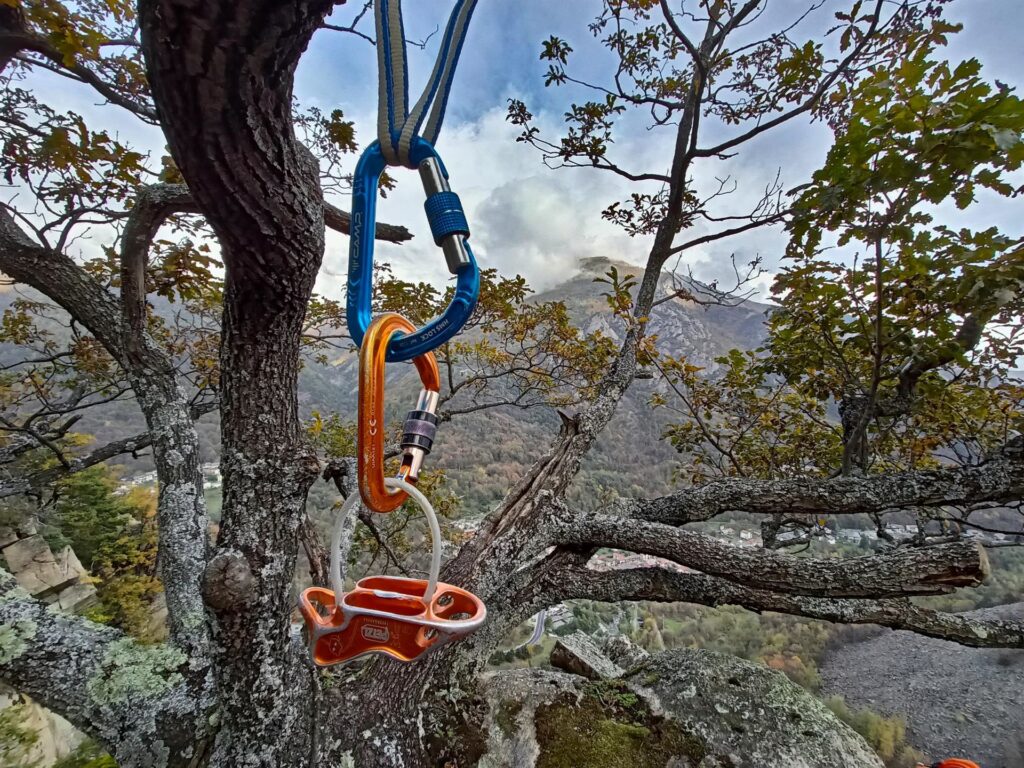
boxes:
[298,313,486,666]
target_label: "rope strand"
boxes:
[374,0,478,166]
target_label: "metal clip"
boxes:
[419,156,472,274]
[347,138,479,362]
[358,313,440,513]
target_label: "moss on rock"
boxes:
[495,700,523,737]
[534,680,705,768]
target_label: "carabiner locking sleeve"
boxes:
[359,313,441,513]
[347,137,480,362]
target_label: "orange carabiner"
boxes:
[358,313,440,512]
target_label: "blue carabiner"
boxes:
[347,137,480,362]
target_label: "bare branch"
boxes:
[618,457,1024,526]
[321,0,374,44]
[557,511,989,598]
[692,0,886,159]
[561,566,1024,648]
[323,200,412,243]
[0,402,217,498]
[668,211,785,255]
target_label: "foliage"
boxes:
[42,466,163,640]
[655,25,1024,490]
[825,696,925,768]
[0,704,39,768]
[52,740,117,768]
[656,349,842,484]
[376,265,617,414]
[84,487,162,641]
[46,466,136,566]
[769,32,1024,473]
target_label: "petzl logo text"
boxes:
[361,624,389,643]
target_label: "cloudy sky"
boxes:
[293,0,1024,298]
[23,1,1024,299]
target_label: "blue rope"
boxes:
[375,0,479,167]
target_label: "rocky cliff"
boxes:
[480,643,884,768]
[821,603,1024,768]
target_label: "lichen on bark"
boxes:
[87,638,187,704]
[0,619,37,664]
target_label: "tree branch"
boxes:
[692,0,886,159]
[668,211,785,255]
[557,512,989,598]
[896,312,989,402]
[560,566,1024,648]
[0,569,213,763]
[1,206,211,656]
[323,200,411,243]
[618,457,1024,526]
[120,183,197,364]
[115,184,413,255]
[0,31,158,121]
[0,402,218,498]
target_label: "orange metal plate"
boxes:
[298,577,486,667]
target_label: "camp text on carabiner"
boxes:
[347,136,480,363]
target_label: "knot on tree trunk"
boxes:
[556,409,579,437]
[202,550,256,612]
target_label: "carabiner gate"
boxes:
[347,137,480,363]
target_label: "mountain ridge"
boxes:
[0,257,773,506]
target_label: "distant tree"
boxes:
[0,1,1023,767]
[0,703,39,768]
[654,23,1024,545]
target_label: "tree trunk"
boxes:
[138,0,332,762]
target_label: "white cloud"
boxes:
[320,105,656,296]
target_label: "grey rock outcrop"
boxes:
[601,633,650,672]
[636,648,884,768]
[478,648,884,768]
[550,632,623,680]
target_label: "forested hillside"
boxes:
[1,257,772,511]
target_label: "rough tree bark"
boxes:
[136,0,335,763]
[0,205,211,658]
